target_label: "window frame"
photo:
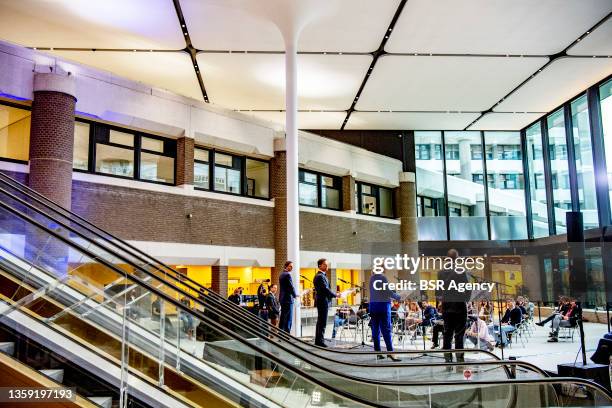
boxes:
[356,181,395,219]
[0,100,32,165]
[298,168,342,211]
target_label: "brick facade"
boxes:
[176,137,194,186]
[270,149,287,285]
[211,265,228,295]
[28,90,76,209]
[341,175,356,212]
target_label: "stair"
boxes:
[39,368,64,383]
[0,341,15,356]
[87,396,113,408]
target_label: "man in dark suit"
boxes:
[437,249,471,363]
[313,258,338,347]
[279,261,298,333]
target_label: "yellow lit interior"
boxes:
[226,266,271,296]
[300,268,316,307]
[336,269,360,305]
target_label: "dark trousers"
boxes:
[432,324,444,347]
[442,312,467,362]
[370,310,393,352]
[315,303,329,346]
[279,303,293,333]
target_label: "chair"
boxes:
[558,324,577,342]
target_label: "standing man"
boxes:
[437,249,471,363]
[279,261,298,333]
[266,284,281,327]
[369,271,402,361]
[313,258,338,347]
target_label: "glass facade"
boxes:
[0,104,31,162]
[526,122,549,238]
[547,109,569,234]
[570,95,598,229]
[600,79,612,220]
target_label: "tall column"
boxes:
[398,172,419,287]
[342,174,356,213]
[176,137,194,187]
[211,265,228,297]
[285,37,301,336]
[28,72,76,208]
[271,140,288,287]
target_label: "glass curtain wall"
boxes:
[525,122,549,238]
[485,131,527,239]
[547,109,569,234]
[444,131,488,240]
[414,131,447,240]
[570,94,598,229]
[600,79,612,219]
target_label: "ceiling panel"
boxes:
[51,51,203,101]
[467,112,544,131]
[495,57,612,112]
[386,0,611,54]
[197,53,371,110]
[241,111,346,129]
[182,0,399,52]
[356,55,548,111]
[346,112,480,130]
[567,19,612,56]
[0,0,185,49]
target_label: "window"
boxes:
[298,170,341,210]
[414,131,447,240]
[547,109,568,234]
[357,182,394,218]
[471,144,482,160]
[600,79,612,220]
[194,148,210,189]
[497,145,522,160]
[444,131,487,240]
[140,136,175,184]
[85,123,176,184]
[571,95,597,229]
[73,121,90,170]
[0,104,31,162]
[498,173,523,189]
[214,152,242,195]
[415,144,431,160]
[246,159,269,199]
[526,122,549,237]
[445,144,459,160]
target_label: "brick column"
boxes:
[398,172,419,282]
[271,139,288,287]
[211,265,228,296]
[28,72,76,209]
[176,136,194,186]
[341,175,356,212]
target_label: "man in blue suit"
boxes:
[279,261,298,333]
[369,272,402,361]
[313,258,338,347]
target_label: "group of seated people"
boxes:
[536,296,582,342]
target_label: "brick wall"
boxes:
[270,150,287,284]
[28,91,76,209]
[299,211,400,253]
[71,180,274,248]
[176,137,194,186]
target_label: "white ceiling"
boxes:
[0,0,610,130]
[0,0,184,49]
[386,0,612,55]
[196,53,372,110]
[181,0,400,52]
[346,112,481,130]
[467,112,545,131]
[51,51,203,101]
[356,55,548,111]
[495,57,612,113]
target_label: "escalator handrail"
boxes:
[0,184,503,369]
[1,196,610,403]
[0,175,502,361]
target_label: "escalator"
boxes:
[0,172,611,407]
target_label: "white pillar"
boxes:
[285,37,301,336]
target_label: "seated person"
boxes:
[492,299,522,346]
[357,297,370,319]
[548,298,581,342]
[536,296,569,327]
[228,287,244,305]
[430,312,445,349]
[465,316,495,351]
[591,320,612,365]
[420,300,438,327]
[516,296,528,316]
[332,301,353,338]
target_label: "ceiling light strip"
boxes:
[172,0,209,103]
[464,11,612,131]
[340,0,408,130]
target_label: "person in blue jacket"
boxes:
[279,261,298,333]
[369,272,402,361]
